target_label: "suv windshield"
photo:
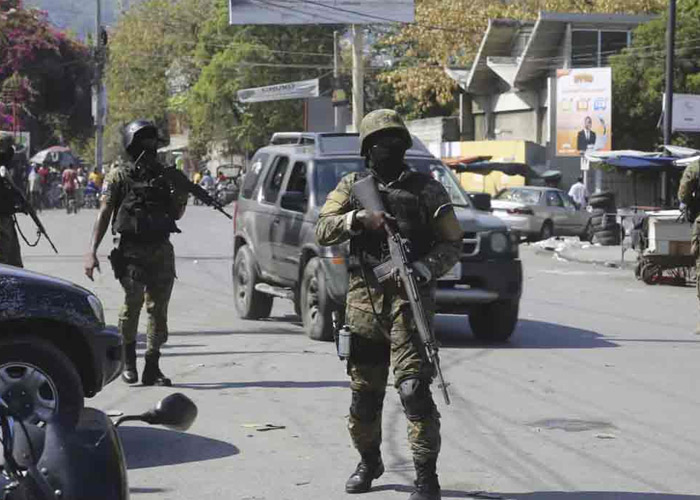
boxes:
[314,158,470,207]
[495,188,542,205]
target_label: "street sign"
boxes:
[228,0,414,25]
[237,78,320,103]
[672,93,700,133]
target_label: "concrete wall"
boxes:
[406,117,460,145]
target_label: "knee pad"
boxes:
[398,377,435,421]
[350,390,384,422]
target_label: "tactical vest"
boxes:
[349,171,434,269]
[113,167,179,243]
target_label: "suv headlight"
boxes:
[490,232,509,253]
[87,294,105,324]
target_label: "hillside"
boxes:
[25,0,119,38]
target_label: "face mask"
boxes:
[368,137,407,181]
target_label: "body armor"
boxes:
[113,166,179,242]
[349,171,433,269]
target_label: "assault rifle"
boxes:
[2,177,58,254]
[134,153,232,220]
[351,175,450,405]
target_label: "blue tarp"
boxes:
[602,155,678,170]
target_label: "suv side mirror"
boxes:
[469,193,492,211]
[280,191,307,212]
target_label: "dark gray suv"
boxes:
[232,133,522,342]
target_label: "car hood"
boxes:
[454,206,508,233]
[0,264,91,297]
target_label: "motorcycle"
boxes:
[0,393,197,500]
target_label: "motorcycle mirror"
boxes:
[139,393,198,431]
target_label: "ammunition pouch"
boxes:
[108,247,126,281]
[348,335,390,365]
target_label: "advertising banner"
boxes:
[229,0,414,25]
[237,78,319,103]
[556,68,612,157]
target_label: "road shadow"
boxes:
[129,487,169,494]
[436,317,617,349]
[118,426,239,470]
[172,380,350,390]
[372,487,700,499]
[169,328,304,337]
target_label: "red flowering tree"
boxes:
[0,0,93,152]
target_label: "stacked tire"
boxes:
[589,191,620,246]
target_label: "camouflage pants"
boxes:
[118,240,175,355]
[0,216,22,268]
[693,219,700,303]
[345,273,441,463]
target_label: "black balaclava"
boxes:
[366,130,409,184]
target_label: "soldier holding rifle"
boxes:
[316,109,463,500]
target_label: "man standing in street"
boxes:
[0,136,23,267]
[84,119,188,386]
[62,163,78,209]
[568,176,589,210]
[316,109,463,500]
[678,158,700,331]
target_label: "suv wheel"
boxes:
[233,246,273,319]
[468,299,519,343]
[300,257,334,341]
[0,336,84,427]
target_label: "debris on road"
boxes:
[242,423,286,432]
[596,433,617,439]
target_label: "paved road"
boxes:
[18,206,700,500]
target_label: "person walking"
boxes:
[316,109,463,500]
[27,166,42,211]
[84,119,188,386]
[568,176,589,210]
[678,158,700,332]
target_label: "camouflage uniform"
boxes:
[102,166,186,355]
[316,169,462,464]
[678,159,700,304]
[0,214,22,268]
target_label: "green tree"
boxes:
[186,1,337,157]
[610,0,700,149]
[105,0,215,159]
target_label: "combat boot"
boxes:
[345,450,384,494]
[408,458,441,500]
[141,352,172,386]
[121,342,138,384]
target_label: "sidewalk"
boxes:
[529,236,638,268]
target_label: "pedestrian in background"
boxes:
[316,109,462,500]
[568,176,589,210]
[27,166,42,211]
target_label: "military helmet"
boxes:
[122,119,159,155]
[359,109,412,156]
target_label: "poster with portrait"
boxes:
[556,68,612,156]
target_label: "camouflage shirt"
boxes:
[679,159,700,222]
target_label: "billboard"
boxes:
[238,78,320,103]
[556,68,612,157]
[229,0,414,25]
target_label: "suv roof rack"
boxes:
[270,133,317,146]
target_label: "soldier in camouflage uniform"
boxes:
[678,158,700,329]
[84,120,188,386]
[0,136,23,268]
[316,110,463,500]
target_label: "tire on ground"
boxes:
[233,246,273,319]
[300,257,335,341]
[468,299,519,343]
[0,336,84,427]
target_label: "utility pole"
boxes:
[333,30,341,132]
[351,25,364,132]
[662,0,676,206]
[95,0,104,172]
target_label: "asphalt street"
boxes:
[17,205,700,500]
